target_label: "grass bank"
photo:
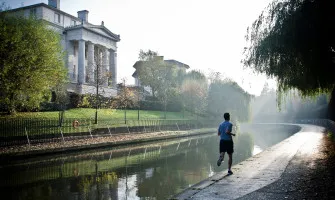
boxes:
[0,108,199,120]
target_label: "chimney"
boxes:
[77,10,89,23]
[154,56,164,61]
[48,0,60,9]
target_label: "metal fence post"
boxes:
[25,127,30,147]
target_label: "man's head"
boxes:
[223,113,230,121]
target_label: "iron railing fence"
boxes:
[0,118,219,147]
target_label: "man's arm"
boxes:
[225,124,236,136]
[226,132,236,136]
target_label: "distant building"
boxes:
[132,56,189,91]
[6,0,120,97]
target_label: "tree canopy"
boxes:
[135,50,252,121]
[243,0,335,119]
[138,49,158,61]
[136,50,182,99]
[0,13,67,114]
[181,70,208,116]
[244,0,335,94]
[136,50,164,97]
[207,79,251,122]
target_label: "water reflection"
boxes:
[0,125,296,200]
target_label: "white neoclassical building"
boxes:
[7,0,120,97]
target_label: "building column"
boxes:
[78,39,86,84]
[87,42,95,83]
[102,47,109,86]
[109,49,117,88]
[66,40,75,82]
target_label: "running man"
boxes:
[217,112,235,175]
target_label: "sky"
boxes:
[4,0,276,96]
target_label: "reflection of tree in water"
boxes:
[12,171,118,200]
[76,171,118,199]
[136,135,254,199]
[137,154,189,199]
[136,149,203,198]
[137,168,180,198]
[136,137,224,199]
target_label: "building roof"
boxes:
[132,58,190,78]
[5,3,79,21]
[4,3,120,42]
[132,70,138,78]
[132,59,189,69]
[164,59,190,69]
[132,61,144,69]
[65,24,120,42]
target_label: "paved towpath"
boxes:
[173,124,332,200]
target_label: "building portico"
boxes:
[65,21,119,96]
[6,0,120,97]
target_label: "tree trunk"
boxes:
[328,85,335,121]
[151,87,155,98]
[164,102,167,119]
[7,94,16,115]
[124,108,127,124]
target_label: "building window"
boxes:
[30,8,36,17]
[54,13,60,23]
[71,20,76,26]
[73,44,76,56]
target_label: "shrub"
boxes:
[68,92,81,108]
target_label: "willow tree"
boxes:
[0,13,67,114]
[243,0,335,120]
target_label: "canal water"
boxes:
[0,124,297,200]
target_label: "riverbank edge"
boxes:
[0,128,217,161]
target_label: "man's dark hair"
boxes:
[224,113,230,120]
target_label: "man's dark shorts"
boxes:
[220,140,234,154]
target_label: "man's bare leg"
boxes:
[220,152,225,160]
[228,153,233,174]
[217,152,225,166]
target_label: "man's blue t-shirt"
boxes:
[218,121,233,141]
